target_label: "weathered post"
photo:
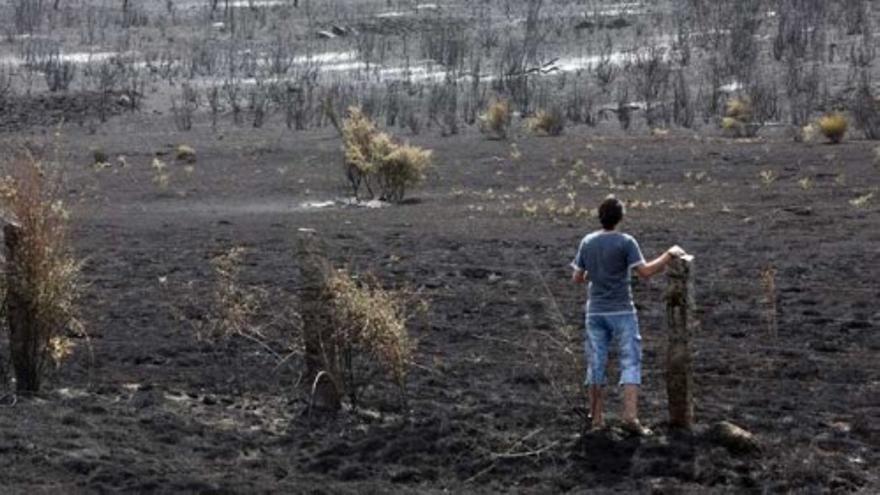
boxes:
[5,221,39,393]
[665,254,695,429]
[296,231,341,412]
[761,266,778,340]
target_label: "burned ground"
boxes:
[0,116,876,493]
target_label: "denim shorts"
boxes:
[584,313,642,386]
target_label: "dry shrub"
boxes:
[527,108,565,136]
[0,149,82,393]
[175,246,300,392]
[368,131,397,176]
[342,106,380,199]
[817,112,848,144]
[722,97,761,138]
[526,267,587,423]
[725,98,752,121]
[479,99,512,140]
[201,248,267,342]
[375,143,432,203]
[318,268,416,408]
[342,106,432,203]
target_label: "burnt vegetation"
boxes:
[0,0,876,140]
[0,1,877,494]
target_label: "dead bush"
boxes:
[526,267,587,423]
[44,58,76,93]
[342,106,379,199]
[375,142,432,203]
[479,99,512,140]
[171,84,200,132]
[175,246,301,393]
[0,149,83,393]
[0,65,13,104]
[721,97,761,138]
[851,70,880,139]
[318,268,416,409]
[199,248,267,342]
[818,112,848,144]
[342,107,433,203]
[631,46,672,127]
[11,0,45,35]
[527,108,565,136]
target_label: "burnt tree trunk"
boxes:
[665,255,695,429]
[5,223,42,393]
[297,232,340,412]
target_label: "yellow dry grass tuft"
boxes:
[151,158,170,189]
[849,192,874,208]
[176,144,197,163]
[801,123,819,143]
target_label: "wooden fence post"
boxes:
[4,221,40,393]
[296,231,341,412]
[665,254,695,429]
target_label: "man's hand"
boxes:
[572,269,587,284]
[636,245,690,279]
[667,245,688,258]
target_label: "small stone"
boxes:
[709,421,761,454]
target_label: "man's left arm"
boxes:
[571,241,589,284]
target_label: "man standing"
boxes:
[571,196,686,435]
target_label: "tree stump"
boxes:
[296,231,341,412]
[665,255,695,429]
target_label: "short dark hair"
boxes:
[598,196,624,229]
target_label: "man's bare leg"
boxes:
[589,385,605,429]
[622,384,639,423]
[622,384,651,435]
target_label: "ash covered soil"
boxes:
[0,115,878,494]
